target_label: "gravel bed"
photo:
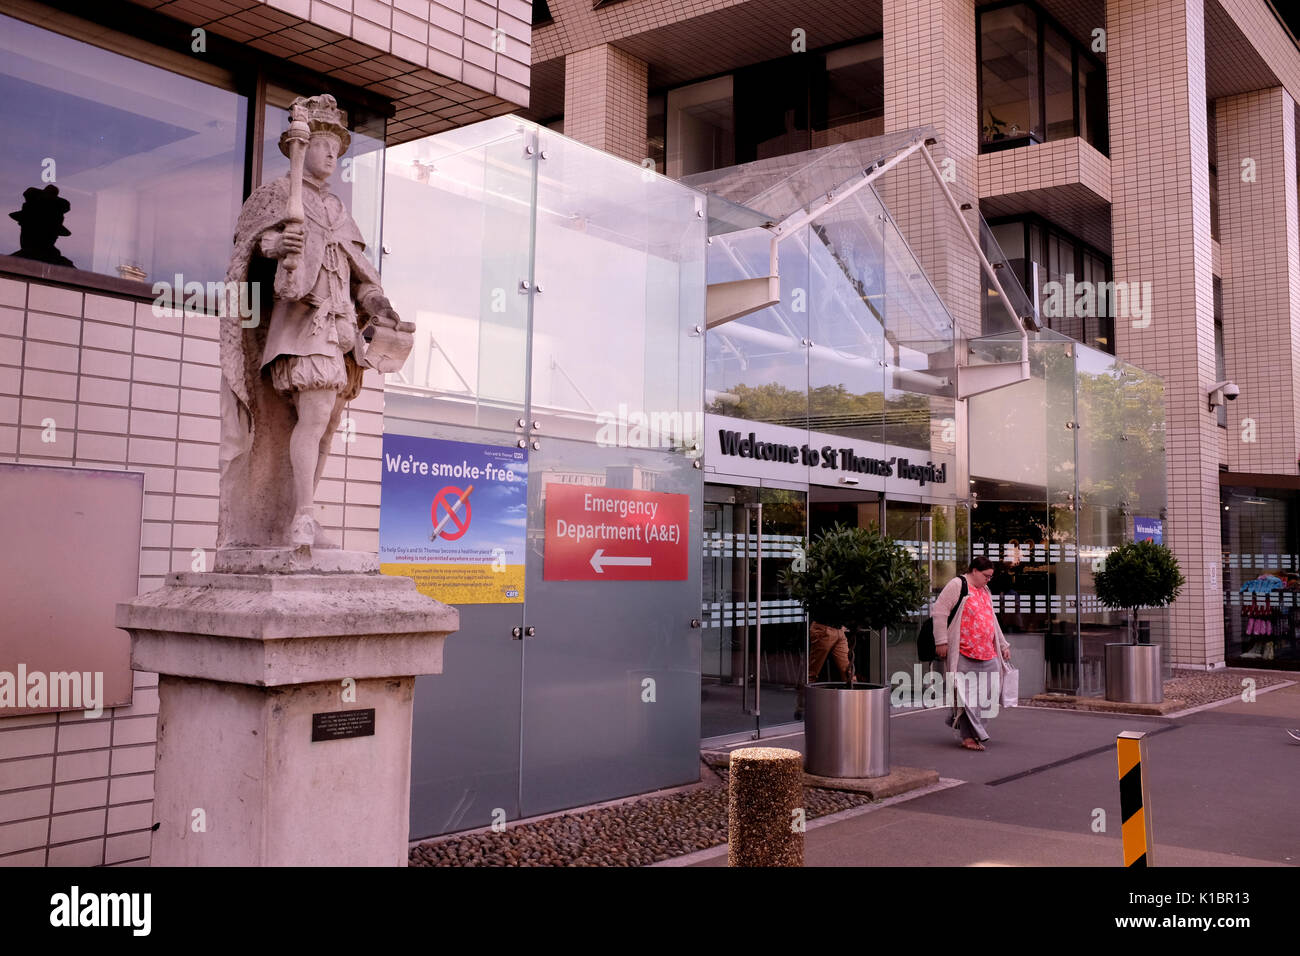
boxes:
[1162,668,1289,706]
[1027,668,1290,710]
[408,767,872,867]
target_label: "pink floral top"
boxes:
[958,581,998,660]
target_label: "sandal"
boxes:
[960,738,986,751]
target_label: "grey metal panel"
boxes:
[0,463,142,715]
[409,603,524,840]
[519,440,702,815]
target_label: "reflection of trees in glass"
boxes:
[1033,346,1166,513]
[707,382,932,448]
[758,487,805,531]
[1075,363,1166,509]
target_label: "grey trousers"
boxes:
[945,654,1001,742]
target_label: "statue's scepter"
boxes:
[276,102,311,299]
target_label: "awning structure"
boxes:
[684,127,1040,401]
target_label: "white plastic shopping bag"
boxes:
[1000,661,1020,708]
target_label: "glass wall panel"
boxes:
[530,129,706,447]
[1042,339,1080,692]
[806,198,886,445]
[387,116,710,831]
[1124,360,1170,657]
[383,123,534,435]
[1075,348,1129,693]
[877,183,958,479]
[969,335,1054,694]
[970,331,1167,694]
[705,226,810,430]
[0,13,247,284]
[993,214,1115,354]
[981,217,1037,337]
[886,500,960,700]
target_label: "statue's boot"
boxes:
[289,507,339,550]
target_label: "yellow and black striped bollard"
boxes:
[1116,731,1154,867]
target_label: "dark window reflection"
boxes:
[979,2,1108,155]
[984,215,1114,354]
[666,39,883,177]
[0,13,246,284]
[9,184,75,267]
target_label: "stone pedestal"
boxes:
[116,555,458,867]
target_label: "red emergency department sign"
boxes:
[543,484,689,581]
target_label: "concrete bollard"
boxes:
[727,746,804,867]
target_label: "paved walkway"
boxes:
[677,680,1300,867]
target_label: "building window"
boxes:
[979,4,1041,148]
[666,76,735,178]
[646,94,666,174]
[663,37,884,178]
[978,2,1108,155]
[1208,100,1220,241]
[1214,278,1226,428]
[984,214,1114,354]
[0,12,247,287]
[815,40,885,147]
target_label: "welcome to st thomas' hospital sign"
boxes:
[704,414,952,495]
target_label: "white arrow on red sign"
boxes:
[589,549,653,573]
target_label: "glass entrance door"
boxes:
[702,484,806,740]
[884,500,963,697]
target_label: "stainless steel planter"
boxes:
[803,682,889,778]
[1104,643,1163,703]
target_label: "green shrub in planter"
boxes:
[1093,540,1185,644]
[780,523,928,686]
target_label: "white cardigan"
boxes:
[929,573,1011,673]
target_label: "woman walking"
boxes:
[930,556,1012,751]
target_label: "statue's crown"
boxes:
[278,94,351,157]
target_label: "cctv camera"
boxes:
[1208,380,1240,409]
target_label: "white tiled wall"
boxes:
[0,275,385,865]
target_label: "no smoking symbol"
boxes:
[431,485,473,541]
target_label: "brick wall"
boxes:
[563,44,649,163]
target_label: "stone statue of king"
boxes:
[218,94,413,552]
